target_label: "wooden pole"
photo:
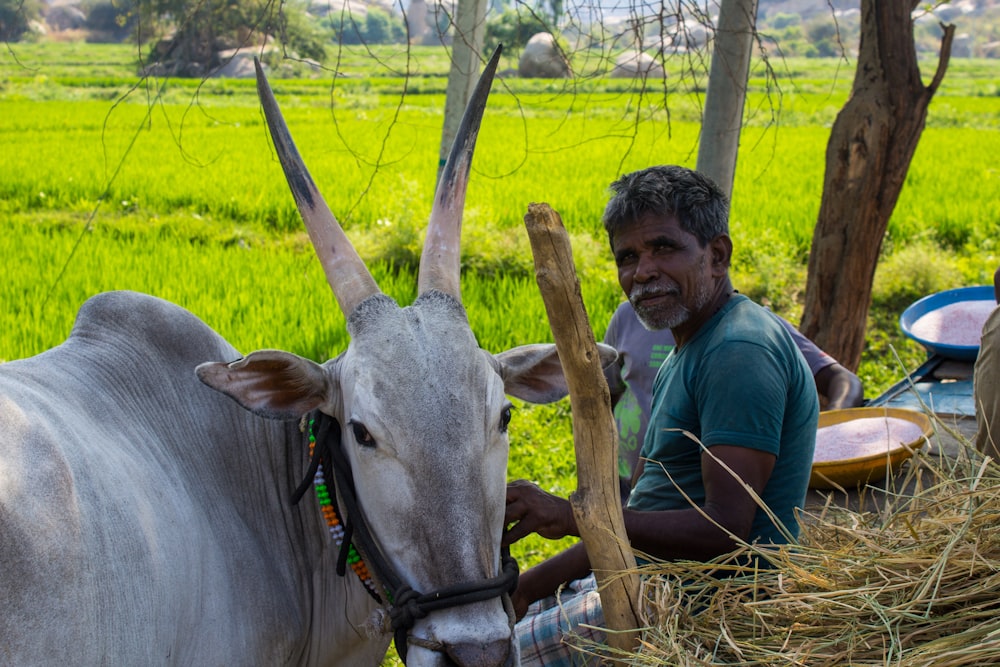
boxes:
[523,202,641,660]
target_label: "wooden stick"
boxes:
[523,202,641,659]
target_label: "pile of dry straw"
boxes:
[583,417,1000,666]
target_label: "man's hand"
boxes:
[510,583,532,621]
[502,479,578,546]
[814,362,863,410]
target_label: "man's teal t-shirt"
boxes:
[626,294,819,545]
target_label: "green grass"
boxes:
[4,43,999,395]
[3,42,1000,597]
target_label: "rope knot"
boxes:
[389,586,428,631]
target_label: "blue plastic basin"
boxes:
[899,285,995,361]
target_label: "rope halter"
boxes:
[292,411,519,664]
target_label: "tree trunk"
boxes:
[437,0,489,183]
[696,0,758,198]
[800,0,954,371]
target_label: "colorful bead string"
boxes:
[308,417,380,598]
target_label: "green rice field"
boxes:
[3,42,1000,582]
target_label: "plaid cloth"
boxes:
[516,574,607,666]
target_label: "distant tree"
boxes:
[276,1,330,60]
[544,0,561,27]
[484,7,549,52]
[771,12,799,30]
[0,0,42,40]
[324,7,406,45]
[804,16,841,57]
[425,0,455,44]
[140,0,325,76]
[83,0,138,43]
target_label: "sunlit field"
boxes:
[3,43,1000,590]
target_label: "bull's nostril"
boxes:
[445,638,512,667]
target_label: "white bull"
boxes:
[0,46,613,666]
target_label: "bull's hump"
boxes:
[71,291,236,364]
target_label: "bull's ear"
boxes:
[196,350,334,420]
[494,343,619,404]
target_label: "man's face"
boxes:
[611,212,715,331]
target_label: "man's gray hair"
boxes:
[602,165,730,247]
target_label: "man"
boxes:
[503,165,820,666]
[604,299,863,490]
[974,265,1000,461]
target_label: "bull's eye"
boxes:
[350,421,375,448]
[499,404,513,433]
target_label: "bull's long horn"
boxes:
[417,44,502,300]
[255,58,380,316]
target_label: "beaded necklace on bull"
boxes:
[294,414,380,598]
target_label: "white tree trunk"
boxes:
[696,0,758,199]
[438,0,489,182]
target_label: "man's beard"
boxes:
[630,272,713,331]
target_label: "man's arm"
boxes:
[503,444,776,600]
[777,316,863,409]
[813,362,864,410]
[508,542,590,619]
[623,444,775,560]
